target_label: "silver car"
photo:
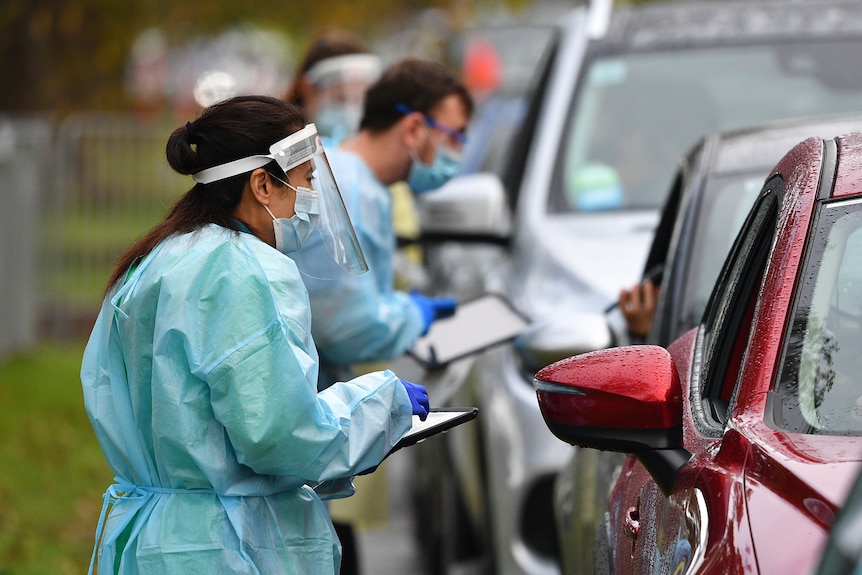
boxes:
[412,1,862,574]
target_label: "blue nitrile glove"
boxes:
[410,291,458,335]
[400,379,430,421]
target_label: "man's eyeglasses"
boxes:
[395,103,467,145]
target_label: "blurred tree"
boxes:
[0,0,531,113]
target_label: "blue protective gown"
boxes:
[81,224,413,574]
[297,148,425,389]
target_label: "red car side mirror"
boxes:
[534,345,684,453]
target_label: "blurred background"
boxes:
[0,0,576,347]
[0,0,631,573]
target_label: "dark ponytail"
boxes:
[105,95,307,292]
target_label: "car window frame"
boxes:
[500,27,561,215]
[691,174,784,434]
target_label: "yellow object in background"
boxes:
[330,184,419,529]
[390,182,423,291]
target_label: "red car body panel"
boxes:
[833,133,862,197]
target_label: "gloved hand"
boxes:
[410,291,458,335]
[400,379,430,421]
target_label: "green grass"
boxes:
[0,341,112,575]
[0,343,396,574]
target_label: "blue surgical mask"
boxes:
[315,103,362,146]
[265,180,320,254]
[407,144,462,194]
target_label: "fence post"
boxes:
[0,117,48,359]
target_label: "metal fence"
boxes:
[0,112,188,357]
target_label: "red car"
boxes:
[535,132,862,574]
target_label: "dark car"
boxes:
[537,131,862,574]
[553,113,862,575]
[414,1,862,574]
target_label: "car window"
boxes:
[674,173,764,342]
[457,25,560,178]
[773,198,862,435]
[643,168,684,282]
[697,176,783,428]
[550,39,862,215]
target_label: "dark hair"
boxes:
[285,29,370,108]
[105,95,307,292]
[360,58,474,133]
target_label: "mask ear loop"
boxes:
[409,122,438,169]
[271,174,297,193]
[408,146,424,167]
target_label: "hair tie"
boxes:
[186,121,199,145]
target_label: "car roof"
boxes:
[600,0,862,49]
[707,115,862,177]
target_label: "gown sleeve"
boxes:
[191,241,413,482]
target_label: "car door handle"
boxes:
[624,506,640,540]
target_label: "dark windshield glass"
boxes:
[550,40,862,214]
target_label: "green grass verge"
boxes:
[0,341,112,575]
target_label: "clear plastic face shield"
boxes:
[305,54,382,142]
[192,124,368,274]
[306,54,381,105]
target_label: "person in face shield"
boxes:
[80,95,429,575]
[286,29,382,146]
[291,58,474,390]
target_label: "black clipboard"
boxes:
[408,294,529,368]
[390,407,478,453]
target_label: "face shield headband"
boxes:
[192,124,323,184]
[191,124,368,275]
[305,53,382,89]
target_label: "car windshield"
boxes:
[673,173,764,341]
[776,198,862,436]
[550,40,862,214]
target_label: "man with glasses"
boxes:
[290,57,473,574]
[294,57,474,392]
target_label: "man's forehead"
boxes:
[430,94,470,128]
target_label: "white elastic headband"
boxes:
[305,54,382,87]
[192,124,322,184]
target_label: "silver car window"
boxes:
[552,40,862,214]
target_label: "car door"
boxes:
[605,175,786,575]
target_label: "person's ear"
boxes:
[401,112,426,149]
[248,168,272,205]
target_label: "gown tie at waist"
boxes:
[88,477,216,575]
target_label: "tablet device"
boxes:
[408,294,529,368]
[390,407,478,453]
